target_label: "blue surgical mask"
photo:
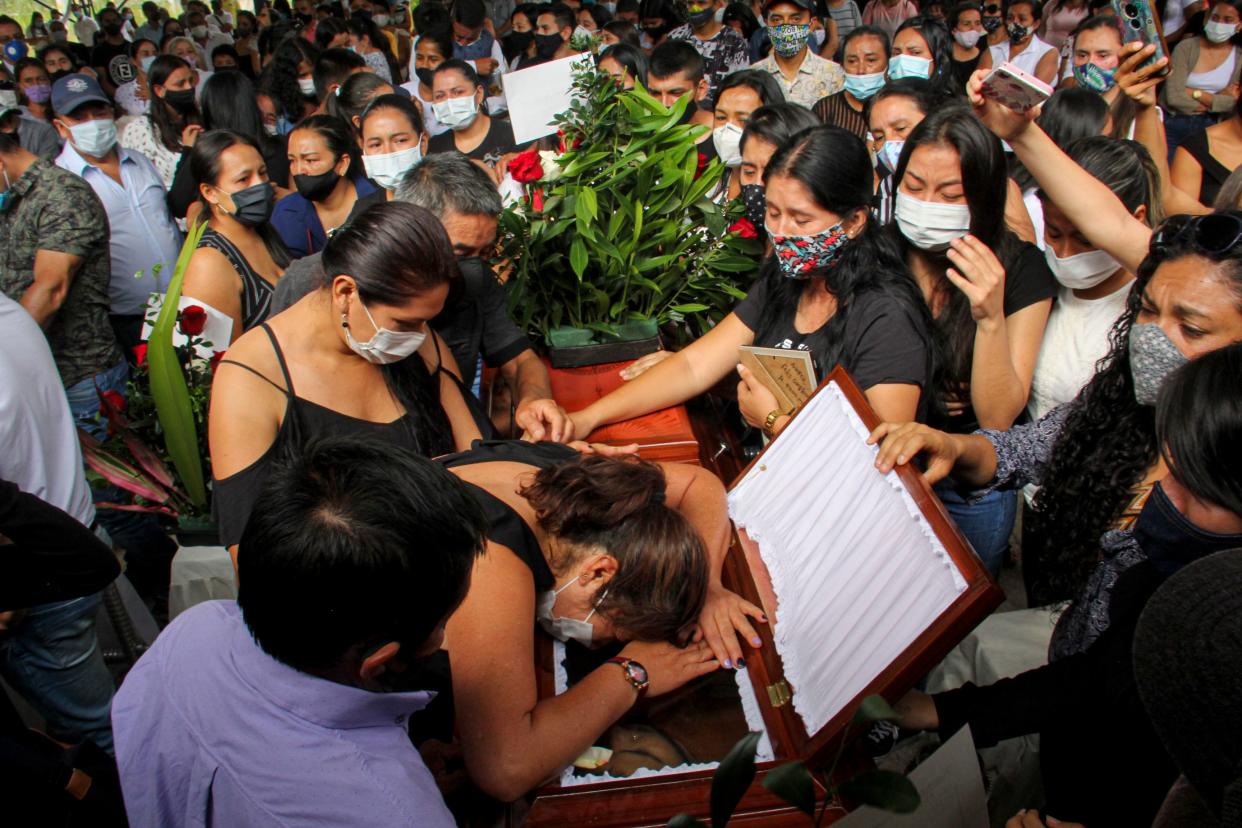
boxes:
[844,70,886,100]
[140,54,157,74]
[888,53,932,80]
[67,117,118,157]
[878,139,905,172]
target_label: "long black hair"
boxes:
[146,54,199,153]
[346,16,401,81]
[1031,211,1242,599]
[754,125,935,381]
[266,33,320,122]
[324,70,391,133]
[190,129,292,269]
[1011,86,1109,191]
[891,104,1011,399]
[320,201,458,457]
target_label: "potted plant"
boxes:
[79,223,220,545]
[500,65,762,368]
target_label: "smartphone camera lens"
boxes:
[1124,3,1139,16]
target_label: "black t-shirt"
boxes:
[932,238,1058,432]
[90,40,134,87]
[733,275,931,411]
[427,116,517,168]
[435,257,531,379]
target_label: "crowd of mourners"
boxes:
[2,0,1241,825]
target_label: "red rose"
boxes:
[98,389,126,417]
[694,151,708,181]
[132,343,148,366]
[508,149,544,184]
[179,305,208,337]
[209,350,226,375]
[729,217,759,239]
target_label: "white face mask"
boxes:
[190,24,208,39]
[263,122,279,136]
[67,118,118,157]
[715,6,726,22]
[894,190,972,251]
[954,29,982,48]
[573,24,594,40]
[1205,20,1239,43]
[1043,244,1121,290]
[298,77,316,97]
[713,121,744,167]
[373,13,390,25]
[878,138,904,171]
[432,94,479,130]
[343,299,426,364]
[362,144,423,190]
[536,575,607,647]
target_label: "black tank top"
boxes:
[213,324,460,545]
[197,228,275,332]
[438,440,581,591]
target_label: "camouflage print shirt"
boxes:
[0,158,123,388]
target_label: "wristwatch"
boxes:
[606,657,650,695]
[762,409,782,439]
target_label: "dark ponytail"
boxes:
[320,201,457,457]
[521,455,709,643]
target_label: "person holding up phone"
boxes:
[977,0,1060,84]
[1161,0,1242,156]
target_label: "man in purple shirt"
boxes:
[111,437,487,827]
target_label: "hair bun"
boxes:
[522,455,668,540]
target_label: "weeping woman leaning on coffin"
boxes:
[431,440,762,802]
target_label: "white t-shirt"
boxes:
[989,35,1057,78]
[0,295,95,526]
[1027,279,1132,423]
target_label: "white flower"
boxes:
[538,150,564,182]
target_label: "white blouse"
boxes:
[119,116,183,189]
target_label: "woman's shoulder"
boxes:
[215,322,285,382]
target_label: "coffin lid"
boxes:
[724,366,1002,770]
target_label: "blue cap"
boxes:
[51,73,112,117]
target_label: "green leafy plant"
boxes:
[79,223,217,521]
[499,65,762,348]
[666,694,921,827]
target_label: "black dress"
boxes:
[1179,128,1232,207]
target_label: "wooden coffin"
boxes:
[520,366,1003,827]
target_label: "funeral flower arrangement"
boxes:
[500,64,762,349]
[80,224,215,522]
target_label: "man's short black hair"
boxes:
[237,437,486,673]
[540,3,577,33]
[649,40,705,83]
[452,0,487,28]
[313,47,366,100]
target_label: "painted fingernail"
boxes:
[736,657,746,669]
[723,659,732,669]
[751,637,762,646]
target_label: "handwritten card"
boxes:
[738,346,816,415]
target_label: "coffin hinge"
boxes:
[766,679,792,708]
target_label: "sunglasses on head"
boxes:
[1153,213,1242,256]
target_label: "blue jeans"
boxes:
[64,360,129,438]
[935,483,1017,579]
[0,593,115,754]
[1163,112,1218,162]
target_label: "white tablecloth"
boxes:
[169,545,237,619]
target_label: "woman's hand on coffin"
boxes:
[736,364,781,430]
[566,440,641,457]
[618,639,719,696]
[620,350,673,380]
[1005,809,1084,828]
[893,689,939,731]
[868,422,961,483]
[694,582,766,670]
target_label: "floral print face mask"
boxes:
[769,219,851,278]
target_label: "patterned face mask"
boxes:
[769,219,851,279]
[740,183,766,228]
[768,23,811,57]
[1072,60,1118,93]
[1128,322,1189,406]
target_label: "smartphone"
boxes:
[981,62,1054,112]
[1112,0,1171,75]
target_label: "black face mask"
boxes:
[502,30,534,56]
[295,11,313,24]
[163,88,198,115]
[740,183,766,229]
[534,31,564,58]
[294,166,342,202]
[102,21,122,36]
[222,181,275,226]
[415,66,435,86]
[50,68,72,83]
[643,22,670,40]
[688,7,714,26]
[982,15,1002,32]
[1133,482,1242,577]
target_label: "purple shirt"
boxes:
[112,601,454,828]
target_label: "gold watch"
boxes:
[1193,90,1203,101]
[762,409,782,438]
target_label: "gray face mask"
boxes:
[1129,322,1189,406]
[536,576,608,647]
